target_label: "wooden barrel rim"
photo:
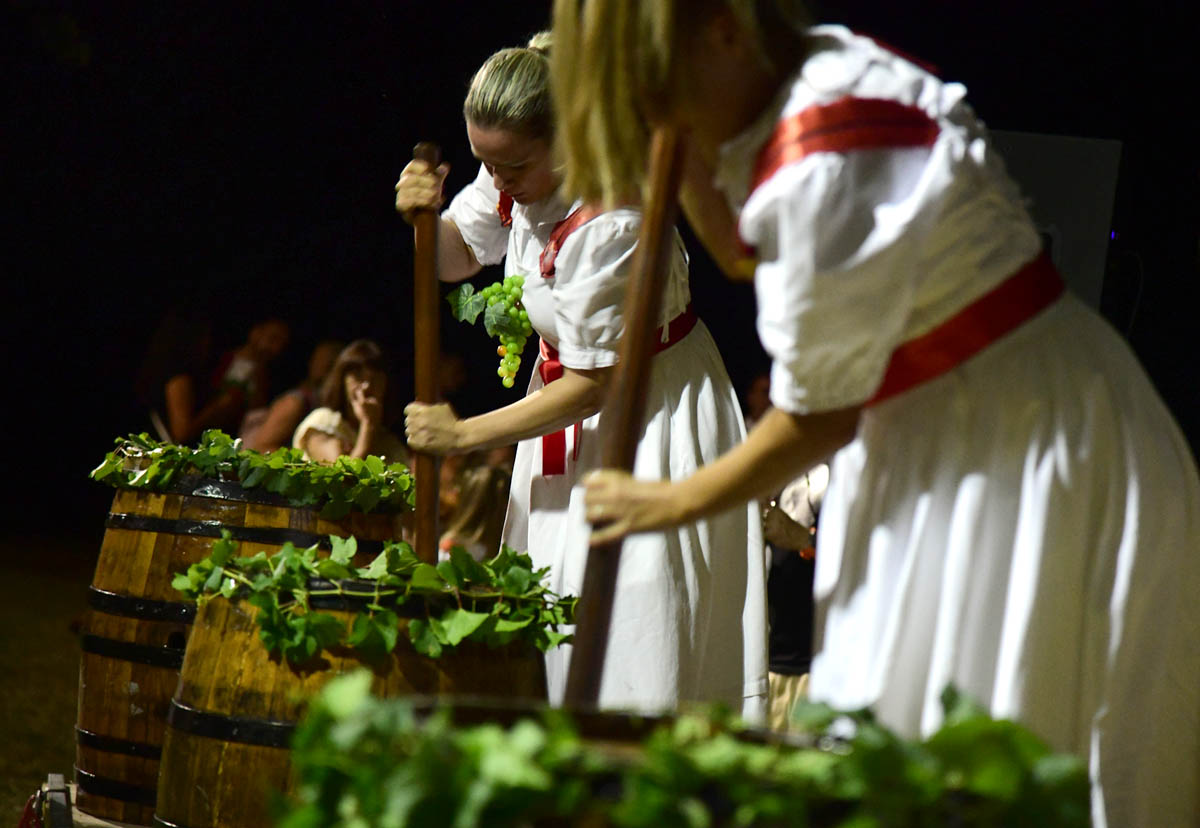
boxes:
[80,633,186,669]
[103,513,390,556]
[167,698,295,749]
[76,726,163,760]
[88,586,196,624]
[74,766,157,807]
[114,474,411,515]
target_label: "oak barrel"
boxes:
[152,585,547,828]
[75,477,407,825]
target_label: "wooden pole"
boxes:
[563,127,686,708]
[411,141,442,565]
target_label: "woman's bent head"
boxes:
[464,32,559,204]
[551,0,812,205]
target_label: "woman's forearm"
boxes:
[459,366,612,452]
[677,406,860,522]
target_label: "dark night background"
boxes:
[5,0,1198,549]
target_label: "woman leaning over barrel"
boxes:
[550,1,1200,824]
[397,33,768,719]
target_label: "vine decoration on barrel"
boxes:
[90,430,414,518]
[172,531,577,665]
[277,672,1090,828]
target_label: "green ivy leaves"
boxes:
[173,531,577,665]
[278,674,1090,828]
[91,430,414,518]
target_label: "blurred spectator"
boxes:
[240,338,343,453]
[743,372,772,428]
[439,457,513,562]
[209,317,292,426]
[742,370,825,732]
[293,339,407,464]
[134,306,266,444]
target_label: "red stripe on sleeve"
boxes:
[749,97,939,195]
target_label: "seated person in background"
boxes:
[208,317,292,431]
[745,370,826,731]
[292,339,407,464]
[136,306,218,443]
[439,453,514,561]
[240,338,344,452]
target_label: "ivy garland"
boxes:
[90,430,414,519]
[172,532,577,664]
[278,673,1090,828]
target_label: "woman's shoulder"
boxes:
[293,407,345,443]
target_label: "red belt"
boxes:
[867,251,1063,405]
[537,304,699,475]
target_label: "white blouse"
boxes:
[715,25,1042,414]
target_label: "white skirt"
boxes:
[809,294,1200,827]
[503,321,769,721]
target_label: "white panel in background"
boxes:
[989,129,1123,310]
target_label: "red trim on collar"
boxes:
[539,205,606,279]
[497,191,514,228]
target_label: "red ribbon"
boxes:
[536,306,698,476]
[740,97,940,256]
[750,97,940,196]
[867,251,1064,405]
[497,191,513,227]
[540,204,605,279]
[537,338,576,476]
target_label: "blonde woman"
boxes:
[398,34,768,719]
[551,2,1200,825]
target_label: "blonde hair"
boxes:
[551,0,812,206]
[463,31,554,141]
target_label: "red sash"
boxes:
[867,251,1064,405]
[536,305,698,475]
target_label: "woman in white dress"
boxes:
[396,34,768,718]
[553,3,1200,825]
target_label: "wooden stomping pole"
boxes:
[563,127,686,708]
[411,141,442,565]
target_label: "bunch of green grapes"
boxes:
[480,274,533,388]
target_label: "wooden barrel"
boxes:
[75,477,407,825]
[152,586,547,828]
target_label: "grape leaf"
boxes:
[408,563,445,592]
[437,609,490,646]
[408,617,443,658]
[330,535,357,565]
[484,301,526,338]
[447,284,487,324]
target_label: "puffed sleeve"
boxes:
[549,210,690,370]
[292,407,345,450]
[743,142,947,414]
[548,212,639,369]
[442,164,510,267]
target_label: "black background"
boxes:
[5,1,1198,544]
